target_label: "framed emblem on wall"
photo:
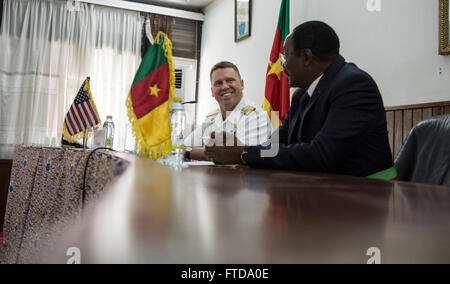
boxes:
[235,0,251,42]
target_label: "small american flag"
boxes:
[63,77,100,142]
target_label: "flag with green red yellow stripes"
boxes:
[126,32,175,159]
[263,0,290,128]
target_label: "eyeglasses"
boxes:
[280,49,307,66]
[279,53,287,66]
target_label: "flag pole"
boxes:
[83,130,87,150]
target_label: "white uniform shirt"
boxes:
[184,97,272,147]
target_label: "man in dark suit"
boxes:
[206,21,394,178]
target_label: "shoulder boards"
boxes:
[206,109,220,118]
[241,106,256,115]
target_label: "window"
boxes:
[172,17,201,59]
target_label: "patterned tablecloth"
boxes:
[0,146,129,264]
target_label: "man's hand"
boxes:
[205,132,245,164]
[185,148,207,161]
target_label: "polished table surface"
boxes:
[50,154,450,264]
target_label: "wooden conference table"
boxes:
[48,153,450,264]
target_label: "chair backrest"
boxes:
[394,115,450,186]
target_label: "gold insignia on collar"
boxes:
[206,109,220,118]
[241,106,256,115]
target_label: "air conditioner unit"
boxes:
[173,57,197,133]
[173,57,197,102]
[174,68,185,99]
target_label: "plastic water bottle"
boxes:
[169,98,186,167]
[103,115,115,149]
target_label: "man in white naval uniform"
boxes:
[184,61,272,161]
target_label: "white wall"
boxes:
[197,0,450,121]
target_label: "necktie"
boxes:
[290,92,310,143]
[302,92,310,108]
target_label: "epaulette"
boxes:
[241,106,256,115]
[206,109,220,118]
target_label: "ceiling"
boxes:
[124,0,215,12]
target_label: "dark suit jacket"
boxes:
[247,55,394,177]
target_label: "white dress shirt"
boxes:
[184,97,272,147]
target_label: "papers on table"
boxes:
[184,161,216,166]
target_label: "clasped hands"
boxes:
[204,132,246,164]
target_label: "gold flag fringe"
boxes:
[126,32,175,160]
[62,77,102,143]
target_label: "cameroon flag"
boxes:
[126,32,175,159]
[263,0,290,128]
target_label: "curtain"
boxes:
[0,0,142,159]
[141,13,174,58]
[149,13,174,40]
[0,0,3,31]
